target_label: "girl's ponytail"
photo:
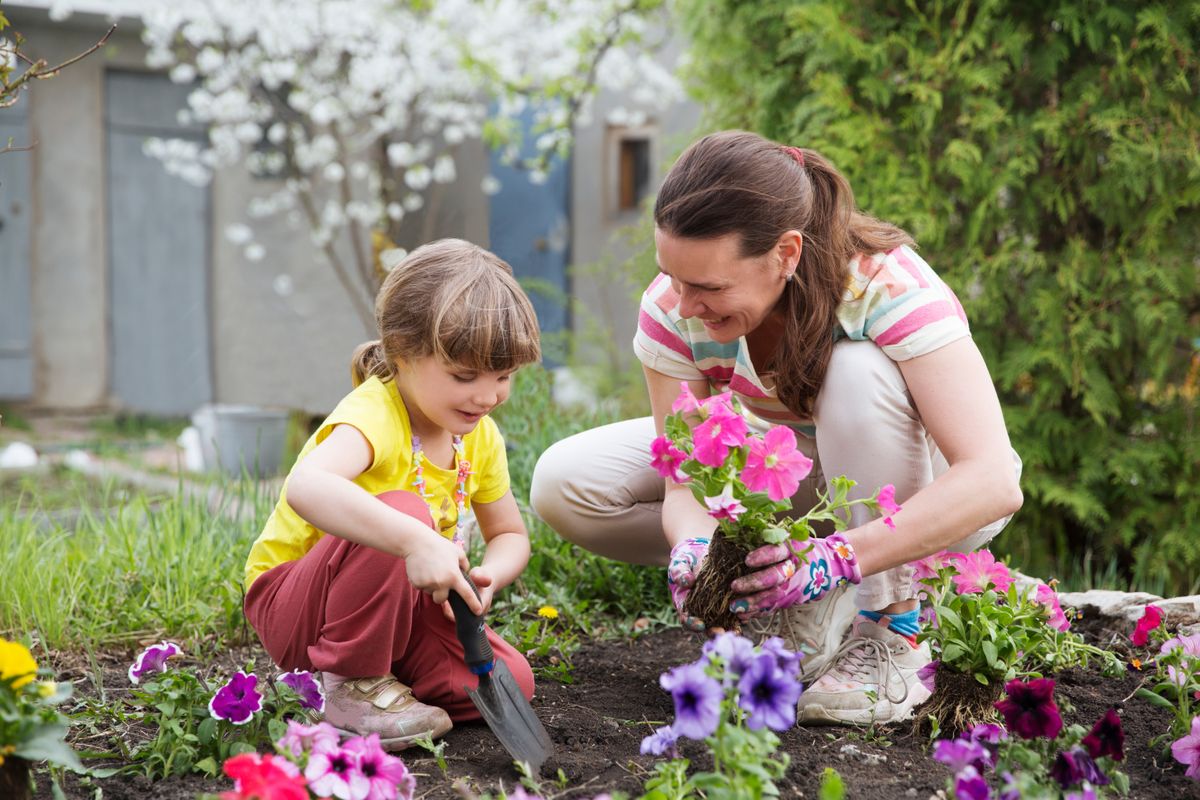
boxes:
[350,340,392,387]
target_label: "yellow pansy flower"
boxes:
[0,638,38,689]
[537,605,559,620]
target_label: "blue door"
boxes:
[0,100,34,399]
[105,70,213,415]
[487,110,570,364]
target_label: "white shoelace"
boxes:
[809,635,911,705]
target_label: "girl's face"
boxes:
[395,356,515,437]
[654,228,794,344]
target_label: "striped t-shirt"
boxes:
[633,245,970,435]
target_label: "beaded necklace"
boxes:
[410,432,473,550]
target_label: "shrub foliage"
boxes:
[677,0,1200,592]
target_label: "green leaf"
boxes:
[15,723,83,769]
[1134,687,1177,710]
[982,640,999,668]
[819,767,846,800]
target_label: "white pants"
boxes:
[530,340,1021,610]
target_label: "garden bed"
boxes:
[37,609,1199,800]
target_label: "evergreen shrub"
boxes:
[677,0,1200,593]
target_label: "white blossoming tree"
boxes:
[140,0,681,330]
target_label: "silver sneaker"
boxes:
[743,582,856,682]
[795,616,933,726]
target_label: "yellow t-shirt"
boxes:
[243,376,511,589]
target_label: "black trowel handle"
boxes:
[448,574,495,676]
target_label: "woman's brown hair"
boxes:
[350,239,541,386]
[654,130,914,417]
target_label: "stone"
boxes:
[1057,590,1165,622]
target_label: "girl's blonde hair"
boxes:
[350,239,541,386]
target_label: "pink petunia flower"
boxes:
[701,390,735,417]
[1034,583,1071,632]
[276,719,340,759]
[691,404,748,468]
[649,435,689,482]
[671,382,702,415]
[1170,715,1200,780]
[128,641,183,684]
[209,671,264,725]
[1159,633,1200,658]
[740,426,813,501]
[703,485,746,522]
[343,734,415,800]
[876,484,902,529]
[306,739,370,800]
[910,551,950,587]
[1131,605,1163,647]
[949,550,1013,595]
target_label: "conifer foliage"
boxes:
[678,1,1200,592]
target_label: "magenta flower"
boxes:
[306,739,370,800]
[649,435,689,483]
[933,737,991,773]
[703,485,746,522]
[659,661,722,741]
[950,550,1013,594]
[691,404,748,468]
[209,670,264,725]
[917,660,939,694]
[277,719,340,759]
[1171,715,1200,780]
[701,390,735,417]
[737,652,801,732]
[1035,582,1072,632]
[128,641,182,684]
[1130,604,1163,646]
[1050,746,1109,788]
[671,382,702,415]
[639,724,679,757]
[876,484,902,529]
[740,426,812,501]
[278,670,325,713]
[910,551,949,587]
[1082,708,1124,761]
[995,678,1062,740]
[344,734,415,800]
[953,766,990,800]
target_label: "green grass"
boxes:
[1,464,161,513]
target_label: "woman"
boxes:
[531,130,1022,726]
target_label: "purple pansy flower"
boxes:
[278,669,326,713]
[208,670,264,725]
[995,678,1063,740]
[917,660,939,694]
[640,724,680,757]
[128,641,182,684]
[737,652,801,732]
[659,661,722,741]
[966,722,1007,746]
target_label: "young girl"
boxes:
[243,239,542,750]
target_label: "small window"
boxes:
[618,136,651,211]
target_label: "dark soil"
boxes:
[33,609,1200,800]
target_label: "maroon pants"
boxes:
[244,490,534,722]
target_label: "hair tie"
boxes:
[783,146,806,168]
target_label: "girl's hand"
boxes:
[440,565,497,622]
[667,537,710,631]
[728,534,861,620]
[405,532,483,615]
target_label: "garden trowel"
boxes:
[449,578,554,772]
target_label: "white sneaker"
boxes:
[743,582,856,682]
[795,616,932,726]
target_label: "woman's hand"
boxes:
[728,534,861,621]
[667,537,710,631]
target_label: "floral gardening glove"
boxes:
[728,534,861,621]
[667,537,710,632]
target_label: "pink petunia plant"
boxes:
[948,550,1013,595]
[653,382,899,551]
[1131,605,1163,647]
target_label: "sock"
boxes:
[859,608,920,645]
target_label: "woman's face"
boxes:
[654,228,793,343]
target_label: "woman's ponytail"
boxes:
[349,340,392,387]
